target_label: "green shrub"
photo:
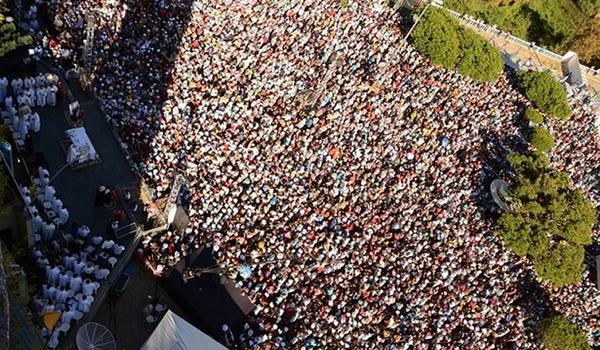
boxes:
[457,29,504,81]
[517,70,572,119]
[340,0,349,8]
[0,3,31,58]
[540,316,591,350]
[498,151,596,287]
[530,127,555,152]
[412,7,503,82]
[524,108,544,124]
[412,7,462,68]
[575,0,600,17]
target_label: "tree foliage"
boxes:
[412,7,461,68]
[517,70,572,119]
[411,7,503,82]
[571,21,600,68]
[540,316,591,350]
[575,0,600,17]
[444,0,588,56]
[524,108,544,124]
[457,28,505,82]
[498,151,596,287]
[530,127,555,152]
[0,1,31,58]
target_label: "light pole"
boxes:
[403,0,444,42]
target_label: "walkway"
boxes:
[24,63,140,349]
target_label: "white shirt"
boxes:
[69,276,82,293]
[82,281,96,296]
[73,261,85,275]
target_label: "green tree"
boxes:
[412,7,503,82]
[533,242,585,287]
[457,28,504,82]
[540,316,591,350]
[517,70,572,119]
[575,0,600,17]
[412,7,462,68]
[0,1,32,58]
[524,108,544,124]
[530,127,555,152]
[498,151,596,287]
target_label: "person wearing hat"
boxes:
[95,185,106,206]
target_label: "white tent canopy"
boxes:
[140,310,228,350]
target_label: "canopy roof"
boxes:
[140,310,228,350]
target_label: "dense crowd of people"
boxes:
[39,0,599,348]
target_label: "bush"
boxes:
[534,242,585,287]
[0,2,30,58]
[530,127,555,152]
[517,70,572,119]
[457,29,505,82]
[575,0,600,17]
[412,7,462,68]
[540,316,591,350]
[498,151,596,287]
[524,108,544,124]
[412,7,503,81]
[340,0,349,8]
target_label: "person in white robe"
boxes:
[49,265,60,285]
[67,144,79,164]
[4,95,12,110]
[64,255,76,270]
[35,74,46,88]
[24,77,34,90]
[41,222,55,241]
[78,295,93,313]
[82,279,95,296]
[60,308,74,325]
[69,274,82,293]
[36,86,47,107]
[11,78,23,95]
[58,207,69,225]
[73,260,85,276]
[16,116,28,141]
[56,287,69,304]
[44,185,56,202]
[32,214,43,232]
[46,84,57,106]
[0,77,7,102]
[25,88,35,106]
[31,112,40,132]
[17,91,29,107]
[52,197,63,213]
[78,225,90,238]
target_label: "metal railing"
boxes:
[441,7,600,77]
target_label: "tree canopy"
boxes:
[540,316,591,350]
[0,0,31,58]
[497,151,596,287]
[411,7,503,82]
[530,127,555,152]
[524,108,544,124]
[517,70,572,119]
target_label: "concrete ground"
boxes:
[30,75,137,236]
[92,258,189,350]
[22,66,142,349]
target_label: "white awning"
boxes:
[140,310,228,350]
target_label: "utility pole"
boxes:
[403,0,443,42]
